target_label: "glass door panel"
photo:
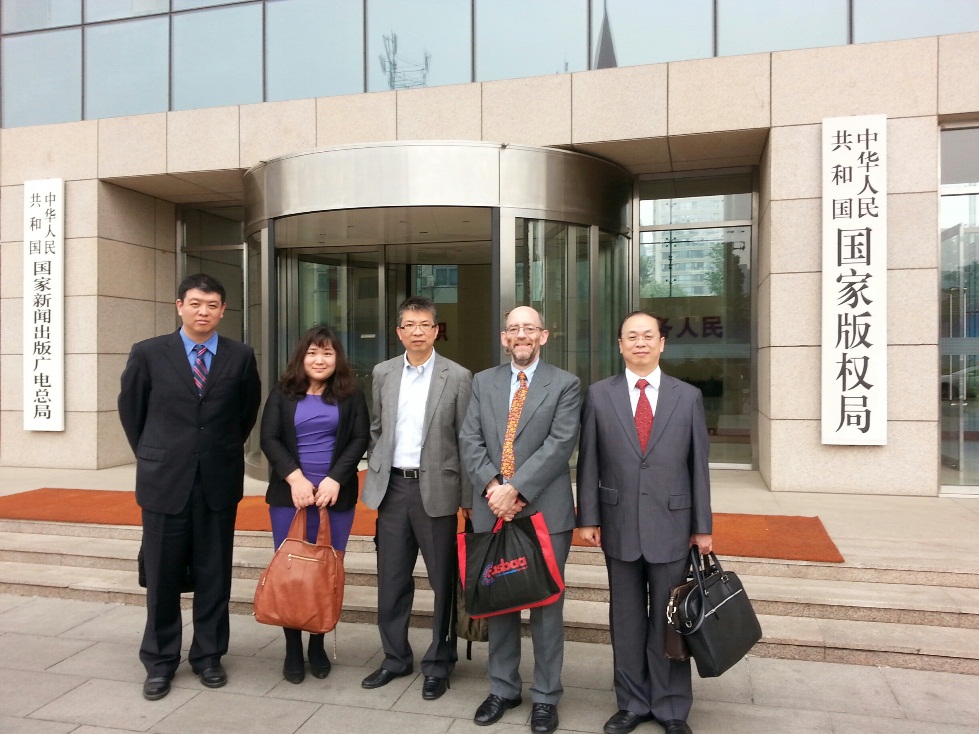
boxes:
[638,226,752,465]
[296,250,380,403]
[515,218,590,386]
[940,193,979,487]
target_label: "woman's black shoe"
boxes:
[307,633,332,678]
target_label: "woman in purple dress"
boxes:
[260,326,369,683]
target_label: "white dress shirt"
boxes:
[625,366,661,417]
[391,350,436,469]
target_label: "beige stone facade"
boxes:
[1,32,975,494]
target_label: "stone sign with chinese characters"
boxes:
[23,179,65,431]
[821,115,887,445]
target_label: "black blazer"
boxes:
[118,330,262,515]
[260,386,370,512]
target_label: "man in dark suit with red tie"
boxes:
[119,273,261,700]
[577,311,712,734]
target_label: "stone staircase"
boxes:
[1,517,977,675]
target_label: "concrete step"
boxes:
[0,560,976,675]
[4,530,979,628]
[3,517,977,589]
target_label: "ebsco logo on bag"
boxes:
[481,556,528,585]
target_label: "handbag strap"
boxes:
[285,507,334,547]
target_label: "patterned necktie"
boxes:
[635,378,653,452]
[500,371,528,479]
[192,344,208,395]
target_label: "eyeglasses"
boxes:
[504,325,542,336]
[398,322,436,333]
[622,333,663,343]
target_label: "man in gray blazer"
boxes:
[577,311,712,734]
[360,296,472,701]
[460,306,580,734]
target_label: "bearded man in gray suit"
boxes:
[460,306,580,734]
[577,311,713,734]
[360,296,472,701]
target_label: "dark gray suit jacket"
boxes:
[576,371,712,564]
[361,352,473,517]
[118,330,261,515]
[460,361,581,534]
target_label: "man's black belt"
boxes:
[391,467,420,479]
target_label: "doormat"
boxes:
[0,487,843,563]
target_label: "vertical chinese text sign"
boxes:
[23,179,65,431]
[822,116,887,445]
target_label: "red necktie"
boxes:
[500,371,528,479]
[635,378,653,452]
[193,344,209,396]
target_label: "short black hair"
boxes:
[397,295,437,325]
[618,310,665,338]
[178,273,226,303]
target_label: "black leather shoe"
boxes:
[142,675,172,701]
[530,703,559,734]
[474,694,522,726]
[422,675,449,700]
[195,664,227,688]
[603,710,655,734]
[361,666,411,689]
[663,721,693,734]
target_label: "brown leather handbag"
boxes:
[253,507,345,634]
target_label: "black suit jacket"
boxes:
[118,330,262,514]
[260,386,370,512]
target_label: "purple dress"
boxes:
[269,396,355,551]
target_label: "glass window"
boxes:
[591,0,712,68]
[942,128,979,187]
[2,28,82,127]
[718,0,847,56]
[639,174,752,227]
[639,225,752,464]
[2,0,80,32]
[367,0,471,91]
[172,3,263,111]
[476,0,587,82]
[267,0,364,101]
[598,230,628,376]
[173,0,243,9]
[855,0,979,43]
[84,17,169,119]
[84,0,168,22]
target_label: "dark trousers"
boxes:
[375,473,458,678]
[139,476,237,677]
[606,555,692,722]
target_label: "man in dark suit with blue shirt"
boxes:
[119,273,261,701]
[577,311,712,734]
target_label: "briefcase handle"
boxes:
[678,545,722,636]
[286,506,334,548]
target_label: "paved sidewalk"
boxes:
[0,593,976,734]
[2,464,979,732]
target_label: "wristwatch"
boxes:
[494,473,506,486]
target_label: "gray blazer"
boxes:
[460,361,581,534]
[576,371,712,564]
[361,352,473,517]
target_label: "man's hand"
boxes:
[461,508,472,521]
[486,482,524,520]
[690,533,713,555]
[314,477,341,507]
[578,526,601,547]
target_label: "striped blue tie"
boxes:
[192,344,208,395]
